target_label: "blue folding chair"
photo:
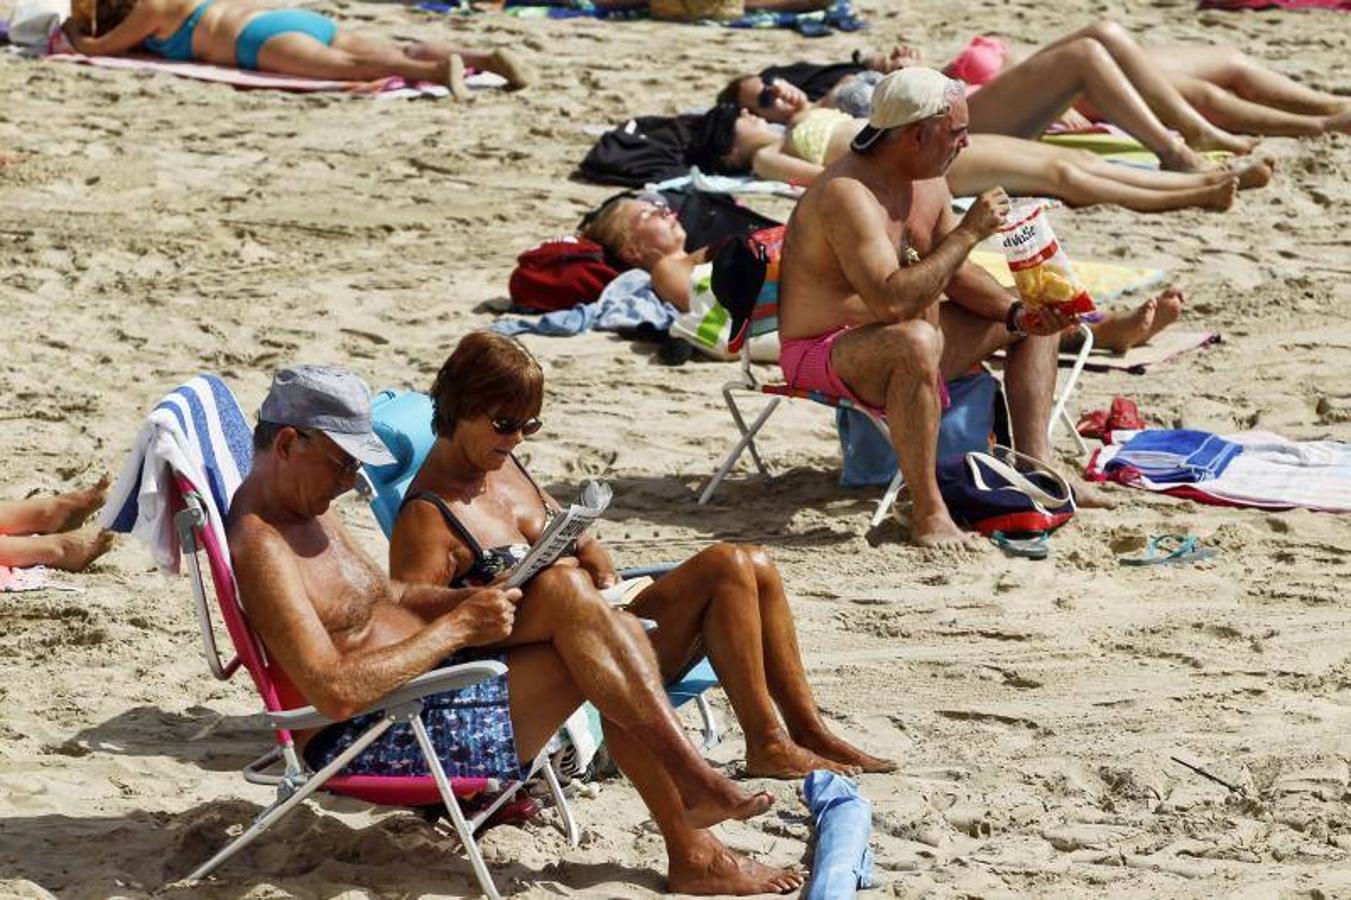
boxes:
[361,390,722,750]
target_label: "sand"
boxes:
[2,0,1351,896]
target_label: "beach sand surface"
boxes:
[2,0,1350,896]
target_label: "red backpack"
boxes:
[507,237,621,313]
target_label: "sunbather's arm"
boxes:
[233,523,515,721]
[752,142,824,184]
[62,0,169,56]
[650,254,695,311]
[826,178,983,322]
[574,534,618,589]
[937,202,1074,334]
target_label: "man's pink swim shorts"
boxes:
[779,327,884,414]
[779,326,951,414]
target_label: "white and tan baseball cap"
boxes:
[851,67,959,152]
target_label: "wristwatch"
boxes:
[1005,301,1028,337]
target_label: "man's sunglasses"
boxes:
[295,429,362,475]
[757,76,779,109]
[491,417,543,437]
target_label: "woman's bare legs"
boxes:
[257,32,459,87]
[0,476,113,571]
[1040,21,1258,156]
[949,136,1239,212]
[1148,45,1348,116]
[968,36,1215,171]
[1083,287,1186,353]
[506,642,802,896]
[404,41,537,90]
[501,564,772,829]
[628,543,894,778]
[1171,74,1351,137]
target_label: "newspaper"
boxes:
[502,480,612,589]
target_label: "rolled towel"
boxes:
[803,770,874,900]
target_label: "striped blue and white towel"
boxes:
[100,374,253,574]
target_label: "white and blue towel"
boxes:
[1105,429,1243,484]
[100,374,253,574]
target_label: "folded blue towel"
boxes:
[1105,428,1243,483]
[803,770,873,900]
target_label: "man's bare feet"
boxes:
[1091,287,1184,354]
[668,831,803,896]
[1225,153,1275,190]
[486,48,535,91]
[908,508,983,550]
[683,780,774,829]
[1070,477,1117,510]
[443,54,472,102]
[745,735,861,779]
[794,728,897,774]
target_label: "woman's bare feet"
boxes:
[443,54,472,102]
[8,474,111,534]
[1225,153,1275,190]
[745,735,861,779]
[668,831,803,896]
[53,474,110,531]
[1091,287,1184,353]
[0,526,114,571]
[1159,138,1218,174]
[53,527,114,571]
[1188,125,1259,156]
[1324,107,1351,135]
[683,780,774,829]
[485,48,535,91]
[794,728,897,774]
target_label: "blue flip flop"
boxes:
[990,531,1050,560]
[1118,533,1216,566]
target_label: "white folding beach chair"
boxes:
[697,257,1095,527]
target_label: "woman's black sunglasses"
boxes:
[756,75,778,109]
[491,417,543,437]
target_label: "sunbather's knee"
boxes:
[1084,19,1131,48]
[1065,36,1114,74]
[699,541,758,589]
[533,564,608,614]
[880,320,942,373]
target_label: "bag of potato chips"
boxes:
[997,201,1096,319]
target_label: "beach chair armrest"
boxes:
[262,660,510,730]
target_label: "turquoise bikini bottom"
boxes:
[235,9,337,70]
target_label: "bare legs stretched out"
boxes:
[0,475,113,571]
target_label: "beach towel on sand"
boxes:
[1041,124,1231,169]
[0,565,81,593]
[101,374,252,574]
[36,34,506,97]
[1088,430,1351,512]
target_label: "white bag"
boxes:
[670,263,779,363]
[9,0,71,48]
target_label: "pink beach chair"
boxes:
[100,372,581,899]
[169,472,579,897]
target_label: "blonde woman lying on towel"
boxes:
[582,193,1185,353]
[62,0,534,98]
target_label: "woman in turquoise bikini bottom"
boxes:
[63,0,534,97]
